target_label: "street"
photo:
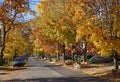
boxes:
[1,57,108,82]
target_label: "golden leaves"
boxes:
[32,0,120,57]
[4,28,30,59]
[98,50,113,57]
[36,2,45,15]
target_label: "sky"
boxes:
[25,0,41,21]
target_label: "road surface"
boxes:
[2,57,108,82]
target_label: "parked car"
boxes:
[13,57,26,67]
[89,55,113,64]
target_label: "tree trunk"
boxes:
[57,42,60,61]
[0,27,6,66]
[113,50,119,70]
[82,42,88,62]
[13,49,17,59]
[63,44,65,63]
[0,47,4,66]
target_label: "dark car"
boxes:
[89,55,113,64]
[13,57,26,67]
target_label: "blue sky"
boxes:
[26,0,41,21]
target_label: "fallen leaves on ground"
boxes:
[77,64,120,82]
[0,66,26,80]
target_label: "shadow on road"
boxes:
[0,67,27,71]
[2,77,108,82]
[43,64,62,67]
[0,73,10,75]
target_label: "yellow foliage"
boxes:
[36,3,43,15]
[98,50,113,57]
[34,0,120,59]
[4,28,30,59]
[4,53,13,59]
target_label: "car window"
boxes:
[14,58,24,61]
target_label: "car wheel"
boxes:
[13,65,16,68]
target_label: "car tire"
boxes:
[13,65,16,68]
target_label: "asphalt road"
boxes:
[3,57,108,82]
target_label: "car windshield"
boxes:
[14,58,24,61]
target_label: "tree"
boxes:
[32,28,56,55]
[84,0,120,70]
[33,0,96,62]
[0,0,30,65]
[4,28,29,59]
[64,0,96,62]
[30,0,75,61]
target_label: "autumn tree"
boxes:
[0,0,30,65]
[32,0,93,62]
[62,0,95,62]
[83,0,120,70]
[4,28,30,61]
[34,0,66,43]
[34,0,82,62]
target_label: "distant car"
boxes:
[89,55,113,64]
[13,57,26,67]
